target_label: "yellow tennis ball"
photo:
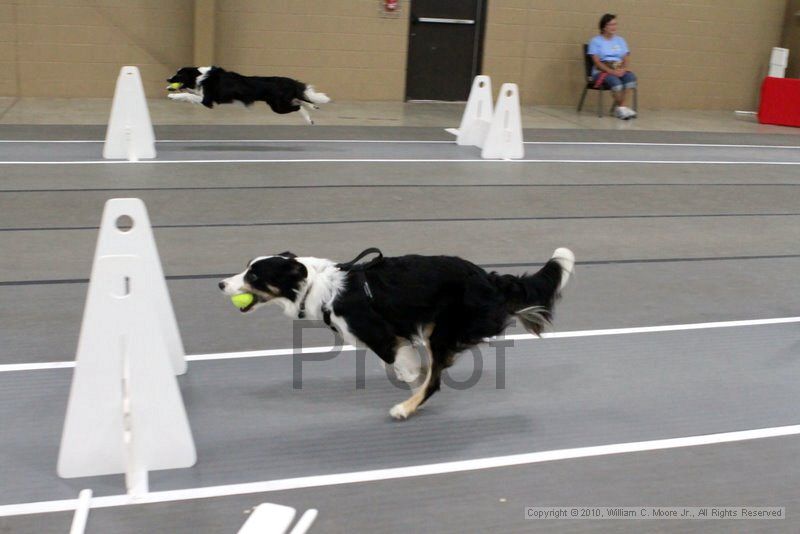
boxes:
[231,293,255,309]
[168,82,182,90]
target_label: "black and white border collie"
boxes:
[219,248,574,420]
[166,66,330,124]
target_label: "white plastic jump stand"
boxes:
[92,198,186,374]
[58,199,195,496]
[446,75,494,148]
[103,66,156,161]
[768,47,789,78]
[481,83,524,160]
[69,489,93,534]
[238,505,318,534]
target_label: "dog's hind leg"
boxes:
[297,105,314,125]
[296,99,320,110]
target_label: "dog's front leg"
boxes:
[168,93,203,104]
[390,328,435,421]
[391,340,422,384]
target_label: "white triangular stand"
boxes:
[92,198,185,374]
[446,75,493,148]
[481,83,524,160]
[103,66,156,161]
[58,200,194,491]
[239,505,318,534]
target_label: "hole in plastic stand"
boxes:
[115,215,134,233]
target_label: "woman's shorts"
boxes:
[593,71,637,91]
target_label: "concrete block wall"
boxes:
[0,0,791,110]
[214,0,409,101]
[2,0,193,98]
[484,0,787,109]
[0,2,18,96]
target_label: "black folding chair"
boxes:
[577,44,638,117]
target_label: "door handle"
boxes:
[416,17,475,24]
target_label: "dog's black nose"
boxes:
[218,281,226,290]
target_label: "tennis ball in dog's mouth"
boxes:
[168,82,182,91]
[231,293,255,309]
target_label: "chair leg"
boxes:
[577,87,588,112]
[633,88,638,112]
[597,90,603,117]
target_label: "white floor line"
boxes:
[4,159,800,166]
[1,316,798,374]
[1,140,799,149]
[1,424,798,518]
[0,139,453,144]
[529,141,800,149]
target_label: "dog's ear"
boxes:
[278,251,297,259]
[291,261,308,279]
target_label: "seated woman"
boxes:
[589,13,637,119]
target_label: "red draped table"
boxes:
[758,76,800,127]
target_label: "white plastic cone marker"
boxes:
[446,75,493,148]
[58,255,196,485]
[768,47,789,78]
[93,198,186,374]
[103,66,156,160]
[482,83,524,160]
[238,503,297,534]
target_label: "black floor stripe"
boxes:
[2,182,800,193]
[2,212,799,232]
[2,254,799,287]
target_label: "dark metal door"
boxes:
[405,0,486,101]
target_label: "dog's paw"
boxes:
[167,93,181,100]
[390,403,410,420]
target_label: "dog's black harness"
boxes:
[297,248,383,331]
[336,247,383,300]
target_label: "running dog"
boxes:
[219,248,574,420]
[166,66,330,124]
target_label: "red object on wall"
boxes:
[758,77,800,128]
[384,0,398,12]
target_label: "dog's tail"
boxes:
[489,248,574,336]
[303,85,330,104]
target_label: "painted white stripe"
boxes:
[0,139,453,144]
[0,361,79,372]
[0,424,798,517]
[4,159,800,165]
[528,141,800,149]
[1,139,799,149]
[1,316,798,374]
[186,344,358,362]
[528,142,800,149]
[503,315,800,341]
